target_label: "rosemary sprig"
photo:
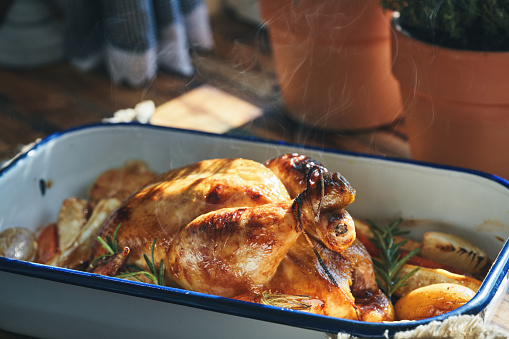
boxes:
[116,238,165,285]
[368,217,420,299]
[90,224,165,286]
[88,223,123,268]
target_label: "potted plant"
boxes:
[379,0,509,179]
[259,0,403,131]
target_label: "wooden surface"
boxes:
[0,9,507,339]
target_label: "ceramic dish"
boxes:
[1,123,509,338]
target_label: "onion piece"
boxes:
[0,227,38,261]
[421,231,490,278]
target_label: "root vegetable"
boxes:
[37,223,58,263]
[421,231,490,279]
[393,264,482,298]
[395,283,475,321]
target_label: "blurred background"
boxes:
[0,0,410,173]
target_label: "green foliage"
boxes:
[368,218,420,299]
[90,224,165,286]
[380,0,509,51]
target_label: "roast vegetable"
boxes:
[354,218,421,253]
[421,231,491,279]
[356,219,491,276]
[393,264,482,298]
[394,283,476,321]
[37,223,58,263]
[0,227,37,261]
[48,198,121,269]
[355,218,488,321]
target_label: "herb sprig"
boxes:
[89,222,123,267]
[117,238,165,285]
[259,291,312,311]
[90,224,165,286]
[368,217,420,299]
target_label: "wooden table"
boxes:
[0,10,507,339]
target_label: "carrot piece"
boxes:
[355,227,380,257]
[402,251,465,275]
[37,223,58,263]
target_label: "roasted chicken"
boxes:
[91,153,394,321]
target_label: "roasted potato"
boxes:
[394,264,482,298]
[395,283,475,321]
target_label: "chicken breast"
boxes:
[94,158,291,284]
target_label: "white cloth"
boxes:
[65,0,214,87]
[331,315,509,339]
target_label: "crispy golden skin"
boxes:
[94,158,290,283]
[88,160,156,209]
[168,203,301,297]
[265,236,394,321]
[93,154,393,321]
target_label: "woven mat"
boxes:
[332,315,509,339]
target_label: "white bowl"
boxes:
[1,123,508,338]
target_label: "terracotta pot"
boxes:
[391,22,509,179]
[259,0,402,131]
